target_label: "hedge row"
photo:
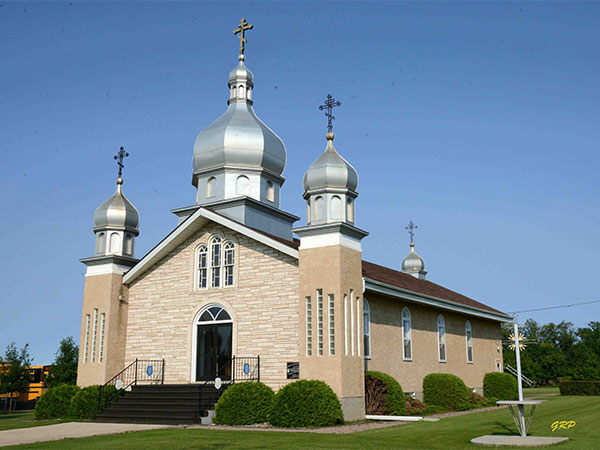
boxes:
[35,384,122,420]
[559,380,600,396]
[365,371,406,415]
[214,380,343,428]
[423,373,471,411]
[483,372,518,401]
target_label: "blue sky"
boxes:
[1,2,598,364]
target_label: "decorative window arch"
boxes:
[363,298,371,358]
[206,177,216,198]
[314,196,324,221]
[346,198,354,223]
[266,180,275,202]
[331,195,342,220]
[96,232,105,254]
[236,175,249,195]
[438,315,447,362]
[196,245,208,288]
[465,320,473,363]
[402,307,412,360]
[109,233,121,253]
[196,304,232,324]
[124,234,133,255]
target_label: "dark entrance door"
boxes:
[196,323,232,381]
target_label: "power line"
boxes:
[510,299,600,314]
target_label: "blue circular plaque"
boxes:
[243,363,250,375]
[146,365,153,376]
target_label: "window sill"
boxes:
[439,360,447,364]
[403,358,413,362]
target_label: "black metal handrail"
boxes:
[97,358,165,415]
[196,355,260,421]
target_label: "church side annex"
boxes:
[77,19,511,421]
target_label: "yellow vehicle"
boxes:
[0,365,50,402]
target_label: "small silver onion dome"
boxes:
[192,54,286,184]
[94,178,140,230]
[303,132,358,192]
[402,242,426,273]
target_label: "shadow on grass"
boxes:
[490,422,518,436]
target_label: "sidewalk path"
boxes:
[0,422,172,447]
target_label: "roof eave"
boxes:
[364,277,512,322]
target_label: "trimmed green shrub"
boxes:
[485,396,499,407]
[483,372,518,401]
[269,380,343,428]
[469,392,486,409]
[214,382,274,425]
[34,384,80,419]
[365,371,406,415]
[559,380,600,395]
[405,396,428,416]
[423,373,470,412]
[67,385,121,419]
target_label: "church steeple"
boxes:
[92,147,139,258]
[401,221,427,280]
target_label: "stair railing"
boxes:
[97,358,165,415]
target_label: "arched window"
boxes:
[402,307,412,360]
[197,305,232,323]
[331,195,341,220]
[206,177,216,198]
[346,198,354,223]
[236,175,249,195]
[210,237,222,288]
[438,315,446,362]
[266,180,275,202]
[109,233,121,253]
[314,196,324,221]
[194,305,233,382]
[238,84,245,98]
[363,299,371,358]
[306,202,311,225]
[96,232,105,254]
[224,242,235,287]
[197,245,208,289]
[466,321,473,363]
[124,234,133,255]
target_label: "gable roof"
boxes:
[123,207,509,321]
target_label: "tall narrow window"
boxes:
[350,289,355,356]
[314,196,324,221]
[466,321,473,363]
[402,307,412,360]
[197,245,208,288]
[438,315,446,362]
[206,177,216,198]
[96,233,105,254]
[305,296,312,356]
[331,195,341,220]
[83,314,90,363]
[211,237,222,288]
[317,289,324,356]
[98,313,106,363]
[363,299,371,358]
[356,297,361,356]
[236,175,250,195]
[344,294,349,355]
[91,309,98,362]
[224,242,235,287]
[266,180,275,202]
[328,294,335,355]
[125,234,133,255]
[346,198,354,223]
[109,233,121,253]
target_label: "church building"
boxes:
[77,20,511,421]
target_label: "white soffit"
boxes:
[123,208,299,285]
[364,278,511,322]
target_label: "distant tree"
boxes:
[46,337,79,387]
[0,342,32,413]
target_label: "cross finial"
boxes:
[114,146,129,179]
[319,94,341,133]
[405,221,418,245]
[233,18,254,55]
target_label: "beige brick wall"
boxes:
[365,292,503,394]
[125,225,299,390]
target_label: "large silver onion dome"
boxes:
[94,178,139,230]
[303,132,358,192]
[192,54,286,184]
[402,243,426,273]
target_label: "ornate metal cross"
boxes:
[233,18,254,54]
[319,94,341,132]
[405,221,418,243]
[114,146,129,178]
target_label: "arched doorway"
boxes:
[194,305,232,382]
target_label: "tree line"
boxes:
[502,320,600,385]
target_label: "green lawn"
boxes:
[0,411,64,431]
[524,386,560,396]
[4,395,595,449]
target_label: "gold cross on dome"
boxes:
[233,18,254,54]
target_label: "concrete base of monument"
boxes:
[340,396,366,421]
[471,435,569,447]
